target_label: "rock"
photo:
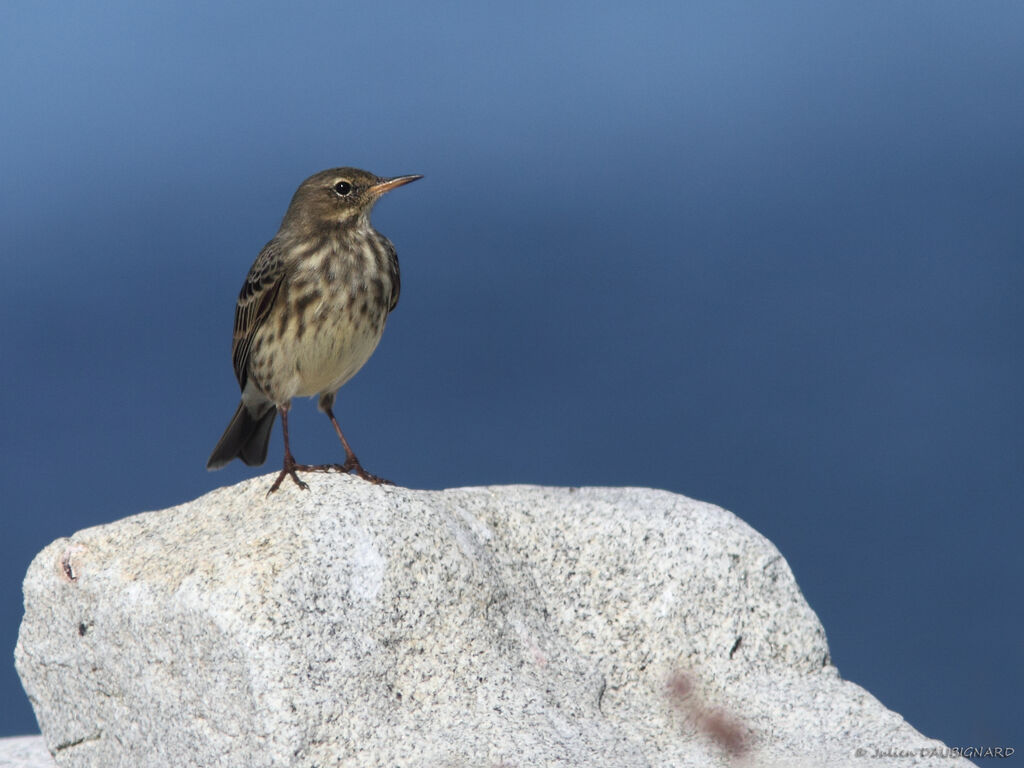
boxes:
[0,735,55,768]
[15,477,973,767]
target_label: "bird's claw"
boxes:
[266,458,390,494]
[267,458,314,495]
[317,460,390,485]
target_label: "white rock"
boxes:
[0,735,55,768]
[15,477,973,767]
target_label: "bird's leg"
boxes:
[323,407,390,485]
[267,404,311,494]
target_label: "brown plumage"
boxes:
[207,167,421,492]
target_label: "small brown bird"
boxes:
[207,167,422,492]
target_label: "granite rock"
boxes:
[15,477,972,767]
[0,736,55,768]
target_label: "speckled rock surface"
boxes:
[0,736,55,768]
[15,477,972,767]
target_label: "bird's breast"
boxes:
[249,231,397,402]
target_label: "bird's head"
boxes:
[281,167,422,233]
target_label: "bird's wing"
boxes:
[389,264,401,312]
[232,239,286,391]
[384,238,400,312]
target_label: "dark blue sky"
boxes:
[2,1,1021,753]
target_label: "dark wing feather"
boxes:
[383,238,401,312]
[389,265,401,312]
[231,239,287,390]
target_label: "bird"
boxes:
[206,167,422,493]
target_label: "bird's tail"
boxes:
[206,401,277,470]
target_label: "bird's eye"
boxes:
[333,180,353,196]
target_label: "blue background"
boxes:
[1,0,1020,755]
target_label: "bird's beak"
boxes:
[370,174,423,195]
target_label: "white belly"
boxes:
[251,293,389,403]
[290,314,387,398]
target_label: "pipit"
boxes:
[207,167,421,492]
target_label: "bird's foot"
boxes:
[319,459,391,485]
[267,458,325,495]
[267,457,390,493]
